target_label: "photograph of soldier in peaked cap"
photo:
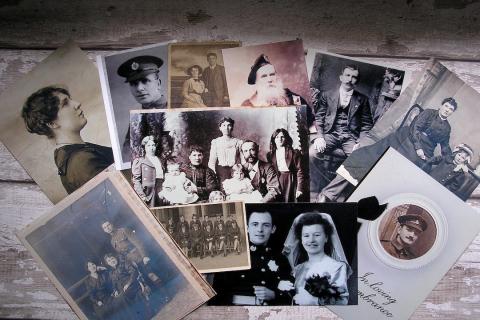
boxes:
[379,204,436,260]
[97,41,172,170]
[168,41,240,109]
[0,41,113,204]
[305,50,408,201]
[17,171,215,320]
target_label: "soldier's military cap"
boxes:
[248,54,272,85]
[117,56,163,83]
[398,214,428,232]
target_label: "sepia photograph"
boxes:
[378,204,436,260]
[306,50,408,200]
[97,41,172,170]
[222,40,312,109]
[320,60,480,203]
[151,201,250,273]
[168,41,240,109]
[17,171,215,320]
[210,202,358,306]
[0,41,113,204]
[129,106,309,207]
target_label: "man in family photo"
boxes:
[22,86,114,194]
[202,52,229,107]
[241,140,280,203]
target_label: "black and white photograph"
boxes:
[222,40,312,110]
[210,202,357,306]
[168,41,239,109]
[129,106,309,207]
[151,201,250,273]
[17,171,215,320]
[319,60,480,203]
[97,41,172,170]
[306,51,408,200]
[0,41,113,204]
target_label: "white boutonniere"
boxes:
[250,245,256,252]
[268,260,279,272]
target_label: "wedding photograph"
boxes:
[210,202,357,306]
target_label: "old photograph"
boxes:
[319,60,480,203]
[17,171,215,320]
[168,41,240,109]
[210,202,358,306]
[306,51,408,200]
[152,201,250,273]
[222,40,312,110]
[129,106,309,207]
[97,41,172,170]
[0,41,113,203]
[378,204,436,260]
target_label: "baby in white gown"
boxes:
[223,164,262,203]
[159,163,199,204]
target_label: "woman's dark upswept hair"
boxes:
[269,128,293,155]
[294,212,334,259]
[21,86,70,139]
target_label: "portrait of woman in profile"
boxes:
[181,64,208,108]
[267,128,305,202]
[131,135,165,207]
[281,212,351,305]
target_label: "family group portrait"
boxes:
[152,201,250,273]
[210,203,357,306]
[319,61,480,203]
[18,173,213,320]
[128,106,309,207]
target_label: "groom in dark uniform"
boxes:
[211,211,292,305]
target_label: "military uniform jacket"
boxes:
[54,143,114,194]
[204,229,215,242]
[110,227,147,260]
[313,88,373,141]
[243,160,280,202]
[211,244,293,305]
[380,238,415,260]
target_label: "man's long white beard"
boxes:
[256,79,289,106]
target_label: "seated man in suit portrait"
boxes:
[310,65,373,200]
[240,140,280,203]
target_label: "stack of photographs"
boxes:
[1,37,479,320]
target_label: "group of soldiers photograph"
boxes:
[163,214,244,259]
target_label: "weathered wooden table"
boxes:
[1,1,480,319]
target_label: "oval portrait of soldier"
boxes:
[378,204,437,261]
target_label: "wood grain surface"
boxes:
[2,1,480,318]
